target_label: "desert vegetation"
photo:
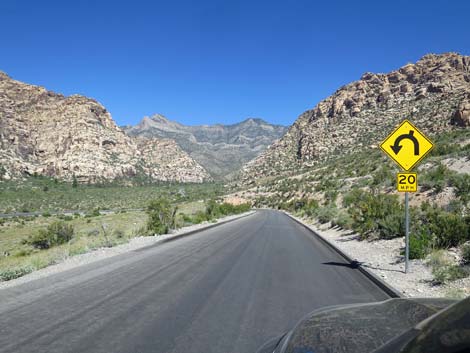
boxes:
[0,177,225,214]
[146,198,251,235]
[0,192,250,282]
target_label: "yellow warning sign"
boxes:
[380,120,434,171]
[397,173,417,192]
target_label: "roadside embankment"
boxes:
[288,212,470,299]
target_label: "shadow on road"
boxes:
[322,261,362,269]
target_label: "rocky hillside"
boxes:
[122,114,287,179]
[0,72,211,183]
[241,53,470,181]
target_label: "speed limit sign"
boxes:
[397,173,417,192]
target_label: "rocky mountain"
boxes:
[122,115,287,179]
[241,53,470,181]
[0,72,211,183]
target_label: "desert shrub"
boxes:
[425,249,468,284]
[314,178,340,192]
[347,191,404,239]
[192,211,209,224]
[343,188,364,208]
[332,210,353,229]
[446,199,464,214]
[113,229,125,239]
[422,207,469,248]
[432,265,469,284]
[371,165,394,187]
[57,214,73,221]
[181,214,194,224]
[324,190,338,204]
[316,205,338,224]
[0,266,34,281]
[427,249,452,268]
[461,244,470,265]
[205,200,250,220]
[421,164,452,193]
[450,173,470,203]
[430,142,460,156]
[205,199,221,219]
[27,221,74,249]
[377,212,405,240]
[146,198,177,235]
[14,248,33,257]
[303,199,320,217]
[85,208,101,218]
[408,229,434,259]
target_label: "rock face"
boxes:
[241,53,470,181]
[122,115,287,179]
[0,72,211,183]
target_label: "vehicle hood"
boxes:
[257,297,457,353]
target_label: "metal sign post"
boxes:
[405,192,410,273]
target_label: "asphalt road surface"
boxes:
[0,210,389,353]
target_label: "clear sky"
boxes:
[1,0,469,126]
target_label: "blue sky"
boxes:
[1,0,469,126]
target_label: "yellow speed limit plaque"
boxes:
[397,173,417,192]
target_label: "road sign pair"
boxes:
[380,120,434,274]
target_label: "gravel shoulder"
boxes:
[0,211,255,290]
[288,213,470,299]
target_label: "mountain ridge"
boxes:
[240,52,470,182]
[123,114,288,179]
[0,72,211,183]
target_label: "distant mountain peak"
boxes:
[123,115,288,179]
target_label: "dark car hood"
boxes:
[258,297,459,353]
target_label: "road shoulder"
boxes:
[0,211,255,290]
[284,212,470,299]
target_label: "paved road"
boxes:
[0,210,389,353]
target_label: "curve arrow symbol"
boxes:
[390,130,420,155]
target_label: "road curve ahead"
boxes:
[0,210,389,353]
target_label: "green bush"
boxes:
[316,205,338,224]
[146,198,177,235]
[85,208,101,218]
[27,221,74,249]
[430,142,460,156]
[332,210,353,229]
[113,229,125,239]
[371,165,394,187]
[421,164,452,193]
[426,249,469,284]
[432,265,469,284]
[450,173,470,203]
[408,230,434,259]
[461,244,470,265]
[205,200,250,219]
[303,199,319,217]
[343,188,364,208]
[347,191,404,239]
[424,208,469,248]
[192,211,209,224]
[0,266,34,281]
